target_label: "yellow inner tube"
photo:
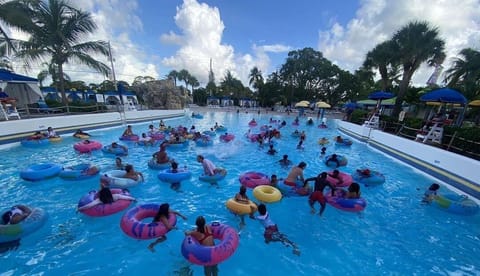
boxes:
[253,185,282,203]
[225,199,258,215]
[49,137,62,143]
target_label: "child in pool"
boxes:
[422,183,440,203]
[249,204,300,256]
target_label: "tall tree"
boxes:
[363,40,399,92]
[16,0,110,105]
[249,66,264,92]
[391,21,445,117]
[220,70,244,98]
[188,75,199,94]
[444,48,480,100]
[178,69,189,88]
[167,70,179,86]
[0,0,38,52]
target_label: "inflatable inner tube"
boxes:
[20,163,62,181]
[104,170,143,188]
[181,222,239,266]
[326,171,353,187]
[0,208,47,243]
[225,199,257,215]
[157,169,192,183]
[325,189,366,212]
[78,189,133,217]
[59,163,99,180]
[239,172,270,188]
[199,168,227,184]
[120,204,177,239]
[324,154,348,168]
[253,185,282,203]
[74,140,103,153]
[433,194,479,215]
[119,135,139,142]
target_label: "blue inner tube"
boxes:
[324,155,348,168]
[352,171,385,186]
[102,145,128,156]
[20,139,50,148]
[20,163,62,181]
[157,169,192,183]
[148,159,171,170]
[199,169,227,183]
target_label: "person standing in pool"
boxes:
[285,162,307,187]
[249,204,300,256]
[184,216,218,276]
[304,172,335,216]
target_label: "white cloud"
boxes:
[160,0,273,87]
[261,44,292,53]
[318,0,480,87]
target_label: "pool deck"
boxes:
[337,120,480,200]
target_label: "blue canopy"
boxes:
[419,88,467,104]
[0,69,38,83]
[368,91,394,100]
[344,102,360,109]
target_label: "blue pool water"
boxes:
[0,111,479,275]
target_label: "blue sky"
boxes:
[9,0,480,87]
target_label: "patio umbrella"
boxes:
[368,91,394,100]
[315,101,331,108]
[419,88,467,104]
[420,88,467,126]
[368,91,394,110]
[295,101,310,108]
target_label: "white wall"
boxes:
[337,120,480,197]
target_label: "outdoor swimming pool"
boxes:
[0,111,479,275]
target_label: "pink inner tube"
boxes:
[324,189,366,212]
[73,140,103,153]
[78,189,132,217]
[248,121,257,126]
[239,172,270,188]
[181,222,239,266]
[326,171,353,187]
[220,134,235,142]
[149,132,165,140]
[120,204,177,240]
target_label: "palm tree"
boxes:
[363,40,399,91]
[444,48,480,100]
[249,66,264,92]
[167,70,179,86]
[16,0,110,105]
[391,21,445,117]
[37,61,70,88]
[188,75,199,94]
[0,0,38,52]
[178,69,190,88]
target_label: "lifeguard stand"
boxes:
[364,114,380,129]
[416,122,443,144]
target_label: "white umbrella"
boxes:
[295,101,310,108]
[315,101,331,108]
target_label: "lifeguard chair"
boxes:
[0,102,20,120]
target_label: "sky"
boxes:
[9,0,480,89]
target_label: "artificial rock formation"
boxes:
[136,79,192,109]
